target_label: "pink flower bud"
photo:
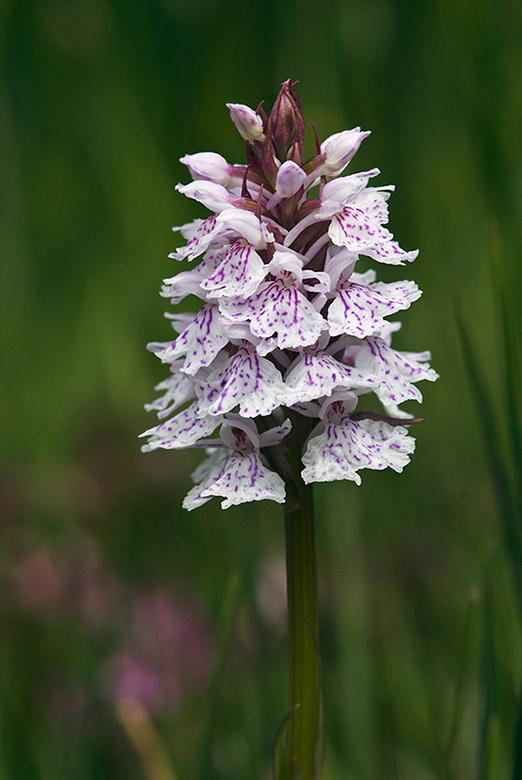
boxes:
[226,103,265,141]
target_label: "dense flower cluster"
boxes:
[141,81,438,510]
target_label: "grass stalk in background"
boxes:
[457,222,522,778]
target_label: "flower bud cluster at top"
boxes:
[141,80,438,511]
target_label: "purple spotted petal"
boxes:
[301,418,415,484]
[140,401,223,451]
[328,205,392,252]
[201,240,268,299]
[220,281,326,350]
[144,366,195,419]
[184,451,285,510]
[328,280,421,338]
[158,304,229,374]
[284,350,377,403]
[355,336,439,405]
[196,348,288,417]
[171,215,222,261]
[364,241,419,265]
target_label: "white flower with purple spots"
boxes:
[142,80,437,509]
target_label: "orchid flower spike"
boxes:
[142,81,438,510]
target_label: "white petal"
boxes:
[258,418,292,447]
[221,281,326,350]
[197,451,286,509]
[215,208,274,249]
[355,336,439,406]
[364,242,418,265]
[301,418,416,484]
[176,181,231,213]
[196,348,288,417]
[159,304,229,375]
[171,215,223,261]
[227,103,265,141]
[144,367,195,419]
[275,161,306,197]
[201,240,268,299]
[319,129,371,176]
[140,402,223,451]
[284,350,377,403]
[327,280,421,338]
[328,205,392,252]
[180,152,234,187]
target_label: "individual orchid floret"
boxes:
[227,103,265,142]
[319,128,371,178]
[180,152,243,189]
[182,419,289,510]
[266,160,307,209]
[301,394,416,485]
[142,80,437,509]
[195,344,289,418]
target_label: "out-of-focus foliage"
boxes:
[1,0,521,777]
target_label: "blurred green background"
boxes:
[2,0,522,777]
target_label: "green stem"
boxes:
[282,416,323,779]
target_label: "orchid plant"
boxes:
[142,81,437,778]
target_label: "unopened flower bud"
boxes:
[227,103,265,142]
[320,129,371,178]
[268,79,305,161]
[180,152,238,188]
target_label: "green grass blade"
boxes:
[197,565,243,780]
[456,306,522,615]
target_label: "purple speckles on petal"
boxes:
[184,451,285,510]
[201,241,267,299]
[196,348,287,417]
[301,418,415,484]
[163,305,229,375]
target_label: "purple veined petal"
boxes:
[140,401,223,452]
[301,417,416,485]
[200,240,268,299]
[170,215,222,261]
[159,304,230,374]
[328,205,392,252]
[144,366,196,419]
[327,280,422,339]
[182,449,231,510]
[196,451,286,509]
[364,241,419,265]
[220,280,326,350]
[164,246,228,289]
[355,336,439,406]
[176,181,232,213]
[355,188,391,225]
[284,350,377,404]
[196,347,288,417]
